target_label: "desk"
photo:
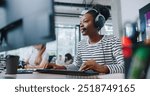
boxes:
[0,71,124,79]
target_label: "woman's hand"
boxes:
[44,63,66,69]
[79,59,110,74]
[79,59,97,71]
[44,63,55,69]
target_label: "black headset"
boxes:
[86,9,106,30]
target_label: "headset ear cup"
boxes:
[95,15,105,29]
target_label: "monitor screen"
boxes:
[139,3,150,41]
[0,0,55,52]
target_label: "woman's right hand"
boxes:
[44,63,55,69]
[44,63,66,70]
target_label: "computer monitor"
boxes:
[139,3,150,41]
[0,0,55,52]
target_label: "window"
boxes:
[56,24,78,58]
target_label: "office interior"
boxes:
[0,0,150,79]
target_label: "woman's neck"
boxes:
[88,32,103,44]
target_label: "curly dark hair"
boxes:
[92,4,110,21]
[64,53,73,63]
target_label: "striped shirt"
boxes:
[68,35,124,74]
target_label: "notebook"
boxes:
[36,69,99,76]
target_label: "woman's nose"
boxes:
[80,22,84,27]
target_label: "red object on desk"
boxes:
[121,36,132,58]
[121,36,132,47]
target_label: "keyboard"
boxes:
[36,69,99,76]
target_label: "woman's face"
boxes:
[80,13,97,36]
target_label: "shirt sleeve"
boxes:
[106,36,125,74]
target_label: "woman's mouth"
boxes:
[80,28,87,34]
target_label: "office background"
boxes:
[0,0,150,63]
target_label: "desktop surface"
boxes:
[0,69,124,79]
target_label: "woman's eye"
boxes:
[84,20,88,22]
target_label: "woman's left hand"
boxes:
[79,59,98,71]
[79,59,110,74]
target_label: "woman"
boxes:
[24,44,49,69]
[46,5,124,74]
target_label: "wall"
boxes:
[111,0,150,38]
[55,16,79,25]
[111,0,122,38]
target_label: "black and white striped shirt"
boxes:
[70,35,124,74]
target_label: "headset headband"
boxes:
[80,9,105,20]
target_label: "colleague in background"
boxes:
[64,53,73,65]
[24,44,49,69]
[46,4,124,74]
